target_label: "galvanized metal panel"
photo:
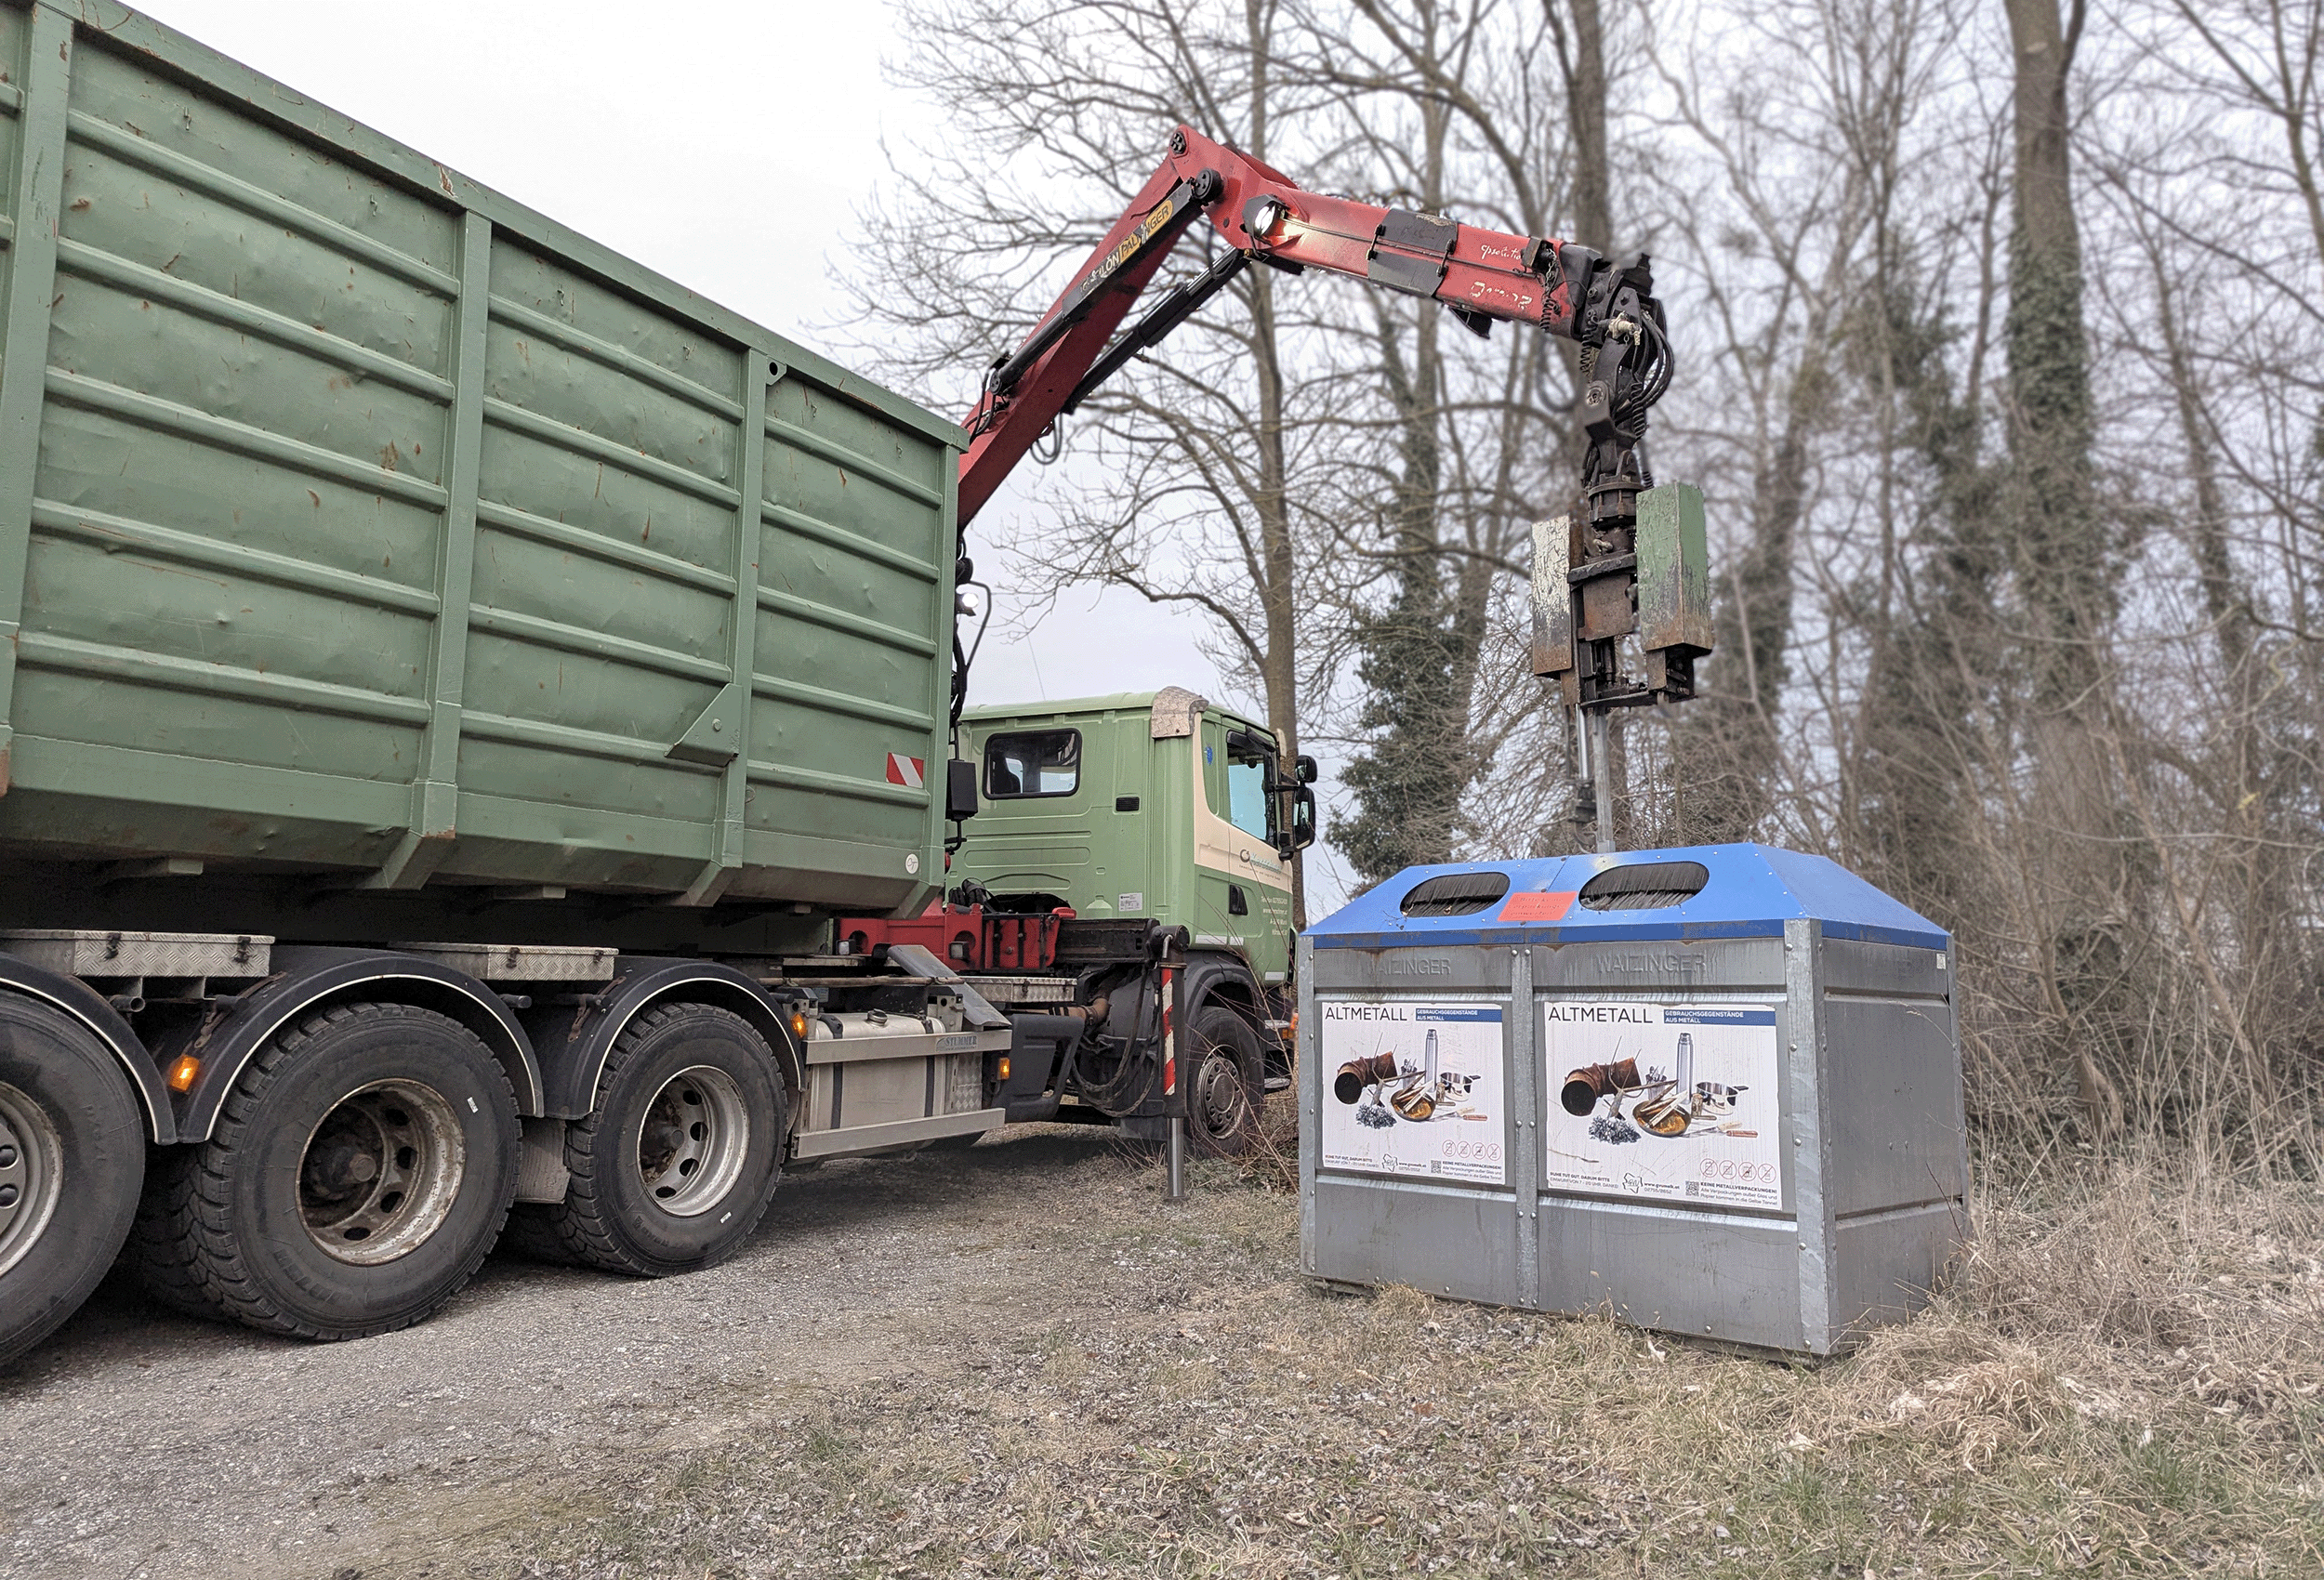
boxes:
[1833,1201,1961,1333]
[1310,1174,1523,1305]
[1821,983,1966,1215]
[1310,943,1513,994]
[1530,937,1785,992]
[1537,1199,1805,1350]
[1821,934,1949,998]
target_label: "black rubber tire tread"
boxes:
[119,1144,227,1320]
[180,1001,519,1341]
[1185,1002,1264,1158]
[0,994,146,1368]
[497,1203,579,1266]
[530,1003,787,1279]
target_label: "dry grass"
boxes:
[455,1143,2322,1579]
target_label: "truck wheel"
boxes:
[120,1145,226,1319]
[0,995,145,1367]
[1185,1003,1262,1158]
[163,1002,519,1340]
[529,1004,787,1278]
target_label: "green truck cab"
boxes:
[955,687,1313,990]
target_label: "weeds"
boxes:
[414,1140,2324,1577]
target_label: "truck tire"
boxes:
[155,1002,519,1340]
[523,1004,787,1278]
[1185,1002,1262,1158]
[0,995,145,1367]
[120,1145,226,1319]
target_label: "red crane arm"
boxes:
[956,125,1612,529]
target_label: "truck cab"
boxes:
[953,688,1313,995]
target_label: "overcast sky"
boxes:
[133,0,1359,911]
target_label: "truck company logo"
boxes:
[884,754,925,789]
[936,1034,978,1052]
[1386,955,1452,976]
[1592,950,1707,975]
[1079,196,1177,296]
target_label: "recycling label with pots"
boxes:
[1317,1001,1505,1184]
[1540,1002,1782,1208]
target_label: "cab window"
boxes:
[984,731,1080,797]
[1226,757,1270,840]
[1203,721,1276,842]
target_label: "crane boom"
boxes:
[957,125,1622,527]
[949,123,1704,830]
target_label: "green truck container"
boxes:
[0,0,956,926]
[0,1,1314,1369]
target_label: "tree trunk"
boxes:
[2001,0,2126,1139]
[1241,0,1306,927]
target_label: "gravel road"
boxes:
[0,1126,1245,1580]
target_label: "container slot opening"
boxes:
[1577,861,1710,911]
[1398,871,1511,916]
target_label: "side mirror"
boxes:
[1295,754,1317,784]
[1291,786,1317,851]
[946,758,979,823]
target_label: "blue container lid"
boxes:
[1304,842,1946,952]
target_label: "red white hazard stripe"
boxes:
[885,753,926,789]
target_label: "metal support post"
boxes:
[1161,961,1186,1200]
[1587,706,1616,855]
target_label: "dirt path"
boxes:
[1,1127,1237,1580]
[7,1134,2316,1578]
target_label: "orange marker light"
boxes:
[166,1055,200,1093]
[790,1011,809,1041]
[997,1055,1011,1081]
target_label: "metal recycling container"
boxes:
[1298,842,1967,1355]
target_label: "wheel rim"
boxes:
[297,1079,468,1266]
[635,1064,750,1217]
[0,1081,64,1281]
[1190,1046,1250,1141]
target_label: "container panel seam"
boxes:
[16,629,430,724]
[54,237,455,400]
[756,586,937,657]
[762,501,940,583]
[472,498,734,593]
[488,293,744,421]
[64,109,457,296]
[44,369,449,507]
[765,416,941,509]
[469,601,728,684]
[30,499,441,615]
[482,398,738,510]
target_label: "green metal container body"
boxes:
[0,1,961,922]
[956,693,1296,985]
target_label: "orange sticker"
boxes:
[1498,889,1576,922]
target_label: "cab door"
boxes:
[1103,725,1151,918]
